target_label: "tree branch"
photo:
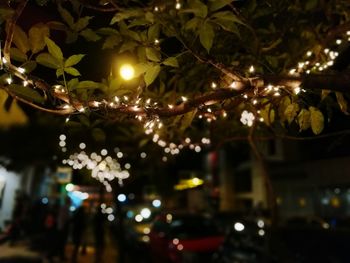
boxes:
[1,85,74,115]
[4,0,28,63]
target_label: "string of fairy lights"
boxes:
[1,1,350,166]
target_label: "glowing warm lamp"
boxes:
[119,64,135,80]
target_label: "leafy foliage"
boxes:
[1,0,350,154]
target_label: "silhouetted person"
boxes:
[44,204,59,262]
[57,197,71,261]
[71,204,87,263]
[93,206,105,263]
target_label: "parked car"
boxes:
[149,213,224,263]
[212,217,277,263]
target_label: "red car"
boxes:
[149,213,224,263]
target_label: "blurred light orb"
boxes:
[79,143,86,150]
[42,197,49,204]
[108,214,115,222]
[258,229,265,236]
[120,64,135,80]
[135,214,143,222]
[65,183,74,192]
[106,207,113,214]
[118,194,127,202]
[257,219,265,228]
[234,222,245,232]
[152,199,161,208]
[140,208,151,219]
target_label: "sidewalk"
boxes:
[0,242,42,262]
[0,241,118,263]
[64,243,118,263]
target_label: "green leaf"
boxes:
[309,106,324,135]
[9,84,45,104]
[179,109,198,132]
[278,96,291,122]
[29,23,50,54]
[73,16,93,32]
[213,18,240,36]
[65,54,85,67]
[148,24,160,41]
[128,19,150,28]
[119,41,138,53]
[184,17,202,31]
[68,78,79,90]
[12,25,30,54]
[110,8,144,24]
[199,22,215,53]
[91,128,106,142]
[80,28,101,42]
[284,103,300,124]
[211,11,246,26]
[297,109,311,131]
[22,61,37,73]
[163,57,179,67]
[56,68,64,77]
[144,64,160,87]
[146,47,161,62]
[185,0,208,18]
[145,12,155,23]
[46,21,67,31]
[64,67,81,76]
[10,48,28,62]
[36,52,61,69]
[76,81,102,89]
[102,35,122,49]
[209,0,234,12]
[58,5,74,28]
[260,104,275,126]
[44,37,63,61]
[336,92,348,114]
[96,27,119,35]
[119,22,141,41]
[134,63,150,77]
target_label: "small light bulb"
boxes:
[17,67,25,73]
[120,64,135,80]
